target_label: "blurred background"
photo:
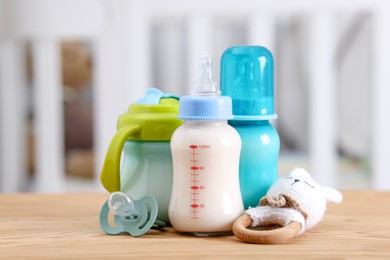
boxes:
[1,0,389,193]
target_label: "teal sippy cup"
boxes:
[100,88,183,224]
[221,46,280,209]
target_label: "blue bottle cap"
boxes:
[179,56,233,121]
[179,95,233,120]
[221,46,277,120]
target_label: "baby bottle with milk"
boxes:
[100,88,183,224]
[221,46,280,209]
[169,56,244,236]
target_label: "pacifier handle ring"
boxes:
[120,195,158,237]
[99,201,124,235]
[232,214,302,244]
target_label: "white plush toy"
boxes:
[233,168,342,244]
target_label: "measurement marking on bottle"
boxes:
[189,145,202,219]
[189,145,210,218]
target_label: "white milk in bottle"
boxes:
[168,56,244,236]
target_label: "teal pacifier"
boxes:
[99,192,165,237]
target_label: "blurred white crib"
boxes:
[1,0,389,192]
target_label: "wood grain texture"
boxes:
[0,191,389,259]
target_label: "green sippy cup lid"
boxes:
[100,88,182,193]
[117,88,183,141]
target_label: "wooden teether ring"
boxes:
[232,214,302,244]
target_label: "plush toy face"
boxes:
[260,168,342,230]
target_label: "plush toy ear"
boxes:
[289,168,311,179]
[322,187,343,204]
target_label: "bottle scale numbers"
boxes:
[189,145,210,219]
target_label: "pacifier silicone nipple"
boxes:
[99,192,165,237]
[108,192,136,216]
[191,56,220,96]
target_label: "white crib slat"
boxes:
[126,0,151,100]
[93,0,152,189]
[93,1,128,189]
[372,9,390,190]
[0,41,27,192]
[32,41,65,193]
[93,1,130,187]
[248,15,276,53]
[308,14,337,187]
[93,40,125,190]
[93,38,123,190]
[153,19,186,95]
[187,15,213,93]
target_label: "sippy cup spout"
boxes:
[191,55,220,96]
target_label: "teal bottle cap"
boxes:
[221,46,277,121]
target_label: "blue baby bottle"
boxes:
[220,46,280,209]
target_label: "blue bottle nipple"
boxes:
[221,46,276,120]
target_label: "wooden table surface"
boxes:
[0,191,389,259]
